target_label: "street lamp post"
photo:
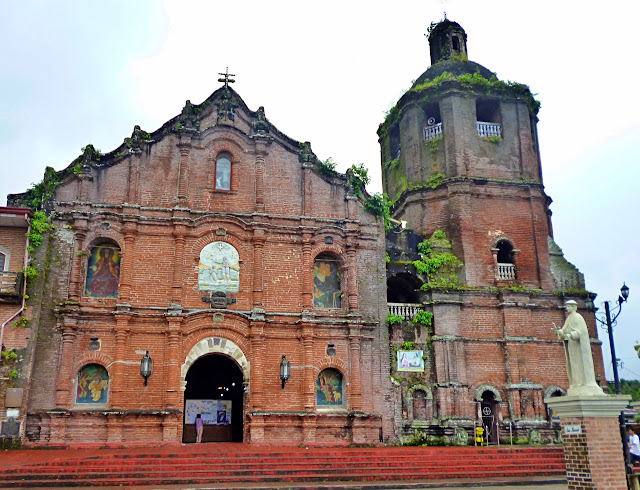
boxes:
[586,283,630,472]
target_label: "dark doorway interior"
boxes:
[184,354,244,442]
[480,391,498,444]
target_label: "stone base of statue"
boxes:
[545,394,631,490]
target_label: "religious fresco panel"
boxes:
[84,245,120,298]
[198,241,240,292]
[75,364,109,405]
[316,369,343,406]
[313,257,342,308]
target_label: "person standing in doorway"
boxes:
[195,413,204,443]
[629,427,640,465]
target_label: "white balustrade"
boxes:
[496,263,516,281]
[388,303,423,321]
[423,123,443,141]
[477,121,502,138]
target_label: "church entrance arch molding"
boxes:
[180,337,250,391]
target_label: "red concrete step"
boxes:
[0,446,566,488]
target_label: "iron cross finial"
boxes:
[218,67,236,89]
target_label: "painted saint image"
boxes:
[316,369,343,406]
[84,245,120,298]
[313,259,341,308]
[198,242,240,292]
[396,350,425,372]
[76,364,109,404]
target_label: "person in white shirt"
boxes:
[629,427,640,465]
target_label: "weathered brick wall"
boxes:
[23,90,390,444]
[561,416,628,489]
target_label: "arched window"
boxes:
[316,368,343,407]
[75,364,109,405]
[497,240,514,264]
[215,152,232,191]
[0,251,6,271]
[494,239,516,281]
[198,241,240,292]
[413,390,427,420]
[451,36,460,52]
[84,243,121,298]
[313,253,342,309]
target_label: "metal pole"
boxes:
[604,301,631,472]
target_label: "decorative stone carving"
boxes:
[217,89,238,122]
[252,106,270,133]
[553,301,604,396]
[124,125,150,152]
[298,141,317,163]
[179,100,199,129]
[202,290,236,309]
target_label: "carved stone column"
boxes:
[118,219,137,302]
[55,322,77,408]
[254,151,266,213]
[348,326,363,410]
[346,240,358,311]
[68,223,87,301]
[165,317,182,410]
[118,218,138,302]
[301,234,313,310]
[252,230,266,308]
[301,324,315,410]
[250,322,265,410]
[177,135,192,205]
[110,314,130,409]
[171,225,187,304]
[302,162,313,216]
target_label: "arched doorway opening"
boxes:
[183,354,244,442]
[480,390,499,444]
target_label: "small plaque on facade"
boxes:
[212,312,224,323]
[216,227,227,236]
[564,424,582,435]
[324,236,333,244]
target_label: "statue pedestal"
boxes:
[545,395,631,490]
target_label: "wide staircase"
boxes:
[0,444,566,488]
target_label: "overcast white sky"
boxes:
[1,1,638,381]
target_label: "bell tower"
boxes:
[379,18,554,290]
[381,20,595,443]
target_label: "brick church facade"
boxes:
[1,20,604,446]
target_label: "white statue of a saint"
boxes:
[552,300,604,396]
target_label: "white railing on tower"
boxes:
[388,303,423,321]
[423,123,443,141]
[477,122,502,138]
[496,263,516,281]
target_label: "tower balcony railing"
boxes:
[496,263,516,281]
[477,121,502,138]
[388,303,423,321]
[423,123,443,141]
[0,271,23,297]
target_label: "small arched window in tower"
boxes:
[451,36,460,53]
[84,242,121,298]
[476,99,502,139]
[423,102,442,141]
[215,152,232,191]
[495,239,516,281]
[314,253,342,309]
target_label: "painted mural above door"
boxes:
[198,241,240,292]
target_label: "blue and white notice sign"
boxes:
[564,424,582,435]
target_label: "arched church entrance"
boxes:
[183,354,244,442]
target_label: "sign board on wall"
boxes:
[397,350,424,372]
[184,399,232,425]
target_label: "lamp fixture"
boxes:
[140,351,153,386]
[280,354,290,389]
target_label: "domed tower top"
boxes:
[428,19,467,64]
